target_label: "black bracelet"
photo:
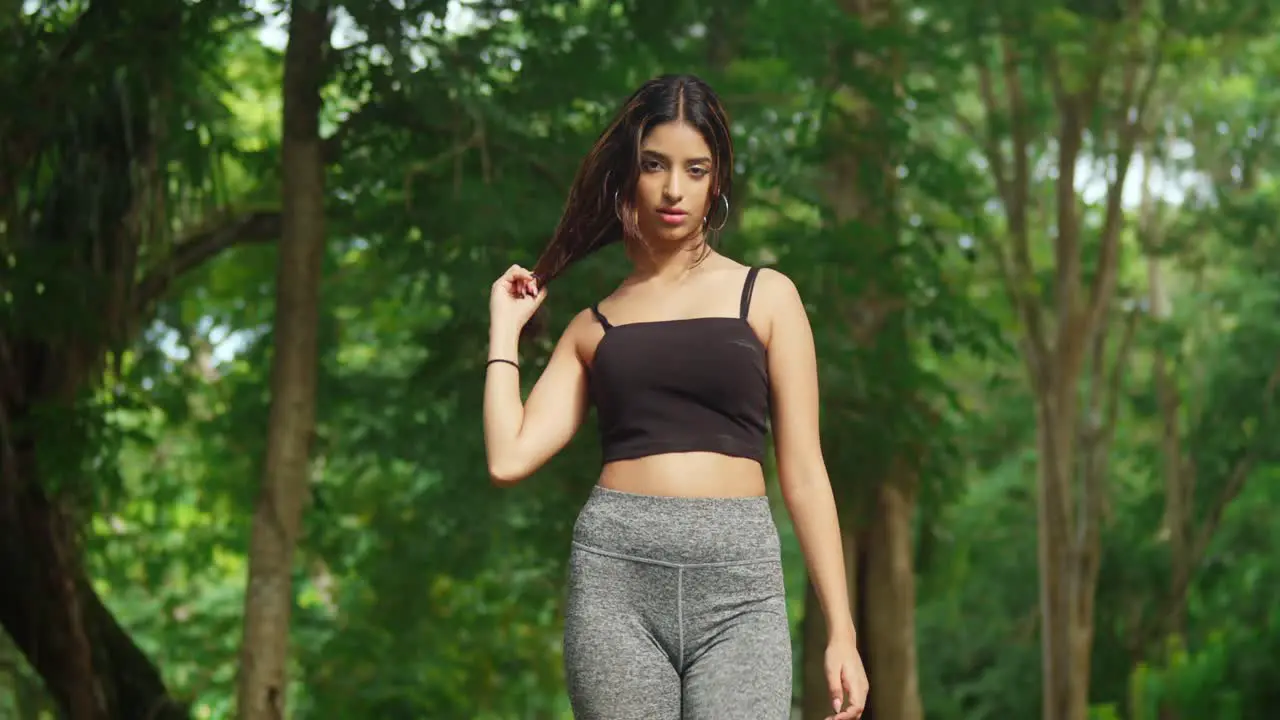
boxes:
[487,358,519,370]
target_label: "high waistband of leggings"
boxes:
[572,485,781,566]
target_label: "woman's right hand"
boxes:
[489,264,547,334]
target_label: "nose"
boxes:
[663,172,683,203]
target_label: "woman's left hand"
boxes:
[824,634,869,719]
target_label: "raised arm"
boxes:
[484,265,591,486]
[759,269,869,720]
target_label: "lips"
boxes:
[657,208,687,225]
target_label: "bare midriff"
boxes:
[598,452,767,497]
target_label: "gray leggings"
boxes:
[563,486,793,719]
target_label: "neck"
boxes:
[624,231,709,282]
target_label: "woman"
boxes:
[483,74,869,720]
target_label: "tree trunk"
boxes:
[0,217,279,720]
[1143,155,1183,720]
[961,7,1160,716]
[801,478,921,720]
[801,0,923,716]
[704,0,748,236]
[863,469,923,720]
[803,533,859,720]
[1031,295,1135,720]
[1144,188,1189,643]
[0,5,302,716]
[234,2,330,718]
[0,420,191,719]
[1149,257,1186,720]
[0,5,191,712]
[0,629,52,718]
[1033,410,1083,720]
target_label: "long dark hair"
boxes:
[530,74,735,288]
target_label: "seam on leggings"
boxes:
[677,567,685,670]
[571,541,776,568]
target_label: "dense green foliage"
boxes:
[2,0,1278,718]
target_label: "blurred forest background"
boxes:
[2,0,1279,718]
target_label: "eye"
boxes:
[641,159,663,172]
[688,166,710,178]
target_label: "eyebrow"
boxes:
[640,148,712,164]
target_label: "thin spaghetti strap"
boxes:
[590,304,613,330]
[739,267,762,319]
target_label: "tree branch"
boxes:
[997,36,1053,383]
[325,97,569,192]
[131,210,282,317]
[406,125,484,210]
[1146,352,1280,642]
[1103,312,1138,450]
[1099,307,1138,512]
[961,60,1012,211]
[1076,303,1137,558]
[1086,20,1165,332]
[1068,305,1135,652]
[1188,355,1280,570]
[1000,36,1030,256]
[321,101,379,165]
[1050,19,1121,390]
[1078,29,1117,139]
[993,35,1044,368]
[965,34,1050,390]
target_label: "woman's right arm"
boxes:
[484,269,592,486]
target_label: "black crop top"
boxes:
[588,267,770,464]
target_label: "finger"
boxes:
[839,666,866,719]
[828,671,844,716]
[506,269,532,288]
[512,277,533,299]
[513,271,539,296]
[498,264,530,285]
[504,276,524,298]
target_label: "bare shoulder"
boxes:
[750,268,809,344]
[559,306,603,354]
[561,306,599,337]
[753,266,801,300]
[753,267,806,314]
[566,306,599,330]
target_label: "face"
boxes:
[632,121,716,243]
